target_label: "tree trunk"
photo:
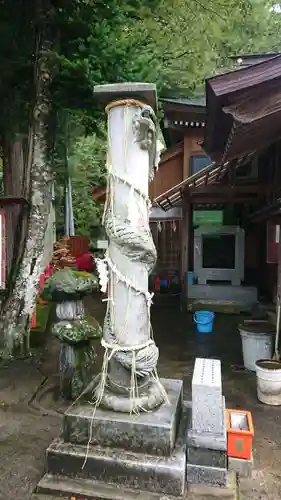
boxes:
[2,138,25,278]
[0,6,55,355]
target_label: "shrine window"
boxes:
[190,154,211,175]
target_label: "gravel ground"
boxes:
[0,358,62,500]
[0,296,281,499]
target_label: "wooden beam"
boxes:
[0,196,29,206]
[181,191,191,308]
[190,196,259,205]
[228,161,236,185]
[277,234,281,307]
[154,160,216,203]
[183,136,190,179]
[192,164,228,187]
[188,184,263,195]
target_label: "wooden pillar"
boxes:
[183,136,190,180]
[277,231,281,304]
[181,189,192,308]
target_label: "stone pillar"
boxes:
[37,84,187,500]
[93,84,165,413]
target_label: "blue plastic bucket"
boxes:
[187,271,194,285]
[193,310,215,334]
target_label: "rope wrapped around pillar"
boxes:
[94,98,168,414]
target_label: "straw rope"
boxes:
[81,100,168,469]
[105,98,148,113]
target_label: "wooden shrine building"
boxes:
[155,54,281,310]
[93,54,281,310]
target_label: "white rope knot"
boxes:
[101,338,154,353]
[105,255,154,308]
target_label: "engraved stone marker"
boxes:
[187,357,227,487]
[192,358,223,434]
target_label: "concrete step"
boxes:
[46,435,185,496]
[37,473,184,500]
[37,472,238,500]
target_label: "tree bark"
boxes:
[2,137,25,277]
[0,4,55,355]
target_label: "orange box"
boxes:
[226,409,254,460]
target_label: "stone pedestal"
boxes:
[53,299,101,401]
[186,358,227,487]
[37,379,188,499]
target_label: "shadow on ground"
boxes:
[0,293,280,499]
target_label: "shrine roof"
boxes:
[160,96,206,108]
[154,152,255,211]
[203,53,281,163]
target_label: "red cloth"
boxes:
[154,276,161,292]
[75,252,94,273]
[30,310,36,329]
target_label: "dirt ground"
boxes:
[1,294,281,499]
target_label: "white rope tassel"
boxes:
[81,346,111,470]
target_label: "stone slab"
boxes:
[37,474,185,499]
[94,83,157,109]
[192,359,223,434]
[188,397,226,451]
[63,378,183,456]
[187,446,226,469]
[187,299,252,314]
[228,454,253,478]
[46,403,188,496]
[186,463,227,488]
[188,472,237,499]
[188,284,258,304]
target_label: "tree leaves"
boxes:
[1,0,281,240]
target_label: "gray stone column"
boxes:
[94,83,165,413]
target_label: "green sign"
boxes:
[193,210,223,225]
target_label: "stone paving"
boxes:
[0,294,281,499]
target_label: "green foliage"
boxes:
[1,0,281,242]
[69,129,107,236]
[53,112,106,237]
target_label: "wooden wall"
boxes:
[150,219,181,278]
[182,134,203,178]
[148,130,204,281]
[149,146,183,199]
[149,131,204,200]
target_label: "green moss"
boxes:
[53,317,102,344]
[32,303,53,333]
[41,268,99,302]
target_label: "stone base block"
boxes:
[63,378,183,456]
[188,396,226,452]
[188,472,237,499]
[186,463,227,487]
[187,429,227,452]
[228,455,253,478]
[187,446,226,469]
[37,474,185,499]
[45,401,187,497]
